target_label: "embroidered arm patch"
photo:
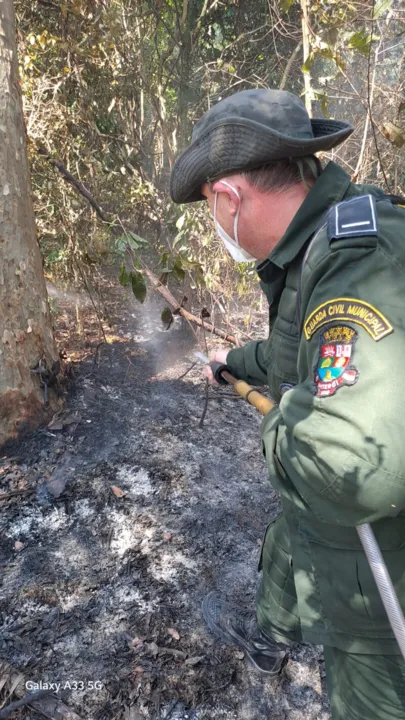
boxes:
[314,325,358,397]
[304,298,393,341]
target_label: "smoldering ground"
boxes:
[0,281,329,719]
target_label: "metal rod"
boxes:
[357,524,405,660]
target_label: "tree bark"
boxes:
[0,1,61,446]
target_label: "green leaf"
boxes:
[173,258,186,281]
[127,231,148,249]
[302,53,315,74]
[115,231,147,252]
[131,231,148,244]
[176,214,186,230]
[373,0,393,18]
[280,0,295,10]
[348,30,374,56]
[159,252,170,267]
[381,122,405,148]
[316,46,346,71]
[314,90,330,118]
[320,95,330,118]
[115,237,127,254]
[161,307,174,328]
[173,229,185,248]
[119,264,130,287]
[130,270,147,303]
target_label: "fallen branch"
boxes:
[24,691,83,720]
[158,646,187,659]
[0,488,34,502]
[36,148,240,345]
[0,690,50,718]
[0,664,83,720]
[38,146,107,221]
[143,268,237,344]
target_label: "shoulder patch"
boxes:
[314,325,358,397]
[303,298,393,341]
[327,195,378,241]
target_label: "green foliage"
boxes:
[44,248,70,268]
[373,0,393,19]
[161,307,174,328]
[118,264,130,287]
[119,264,147,303]
[115,232,148,255]
[313,89,330,118]
[15,0,405,310]
[158,248,203,286]
[280,0,296,11]
[347,30,376,56]
[302,54,315,74]
[131,270,147,304]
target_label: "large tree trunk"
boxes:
[0,0,61,446]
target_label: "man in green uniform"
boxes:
[169,88,405,719]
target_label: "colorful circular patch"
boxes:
[314,325,359,397]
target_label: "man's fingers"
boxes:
[203,365,216,384]
[208,349,229,365]
[199,348,229,385]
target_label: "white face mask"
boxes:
[213,180,256,263]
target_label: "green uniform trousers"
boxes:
[257,515,405,719]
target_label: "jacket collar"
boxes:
[257,162,352,283]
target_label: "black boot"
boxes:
[202,592,288,676]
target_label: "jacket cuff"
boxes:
[227,341,268,386]
[226,346,248,379]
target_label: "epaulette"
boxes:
[385,194,405,209]
[327,194,378,242]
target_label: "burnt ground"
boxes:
[0,278,330,720]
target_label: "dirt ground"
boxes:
[0,278,330,720]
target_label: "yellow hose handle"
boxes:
[219,369,274,416]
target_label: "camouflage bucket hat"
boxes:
[170,88,354,204]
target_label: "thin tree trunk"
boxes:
[280,41,302,90]
[352,37,383,182]
[300,0,312,115]
[0,1,61,445]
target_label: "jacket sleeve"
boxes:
[227,340,269,386]
[262,240,405,527]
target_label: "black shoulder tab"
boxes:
[384,193,405,208]
[327,195,378,242]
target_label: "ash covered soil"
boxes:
[0,280,329,720]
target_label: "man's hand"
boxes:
[203,349,229,384]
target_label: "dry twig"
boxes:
[0,488,34,502]
[0,690,51,718]
[38,147,107,221]
[198,378,210,428]
[177,361,198,380]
